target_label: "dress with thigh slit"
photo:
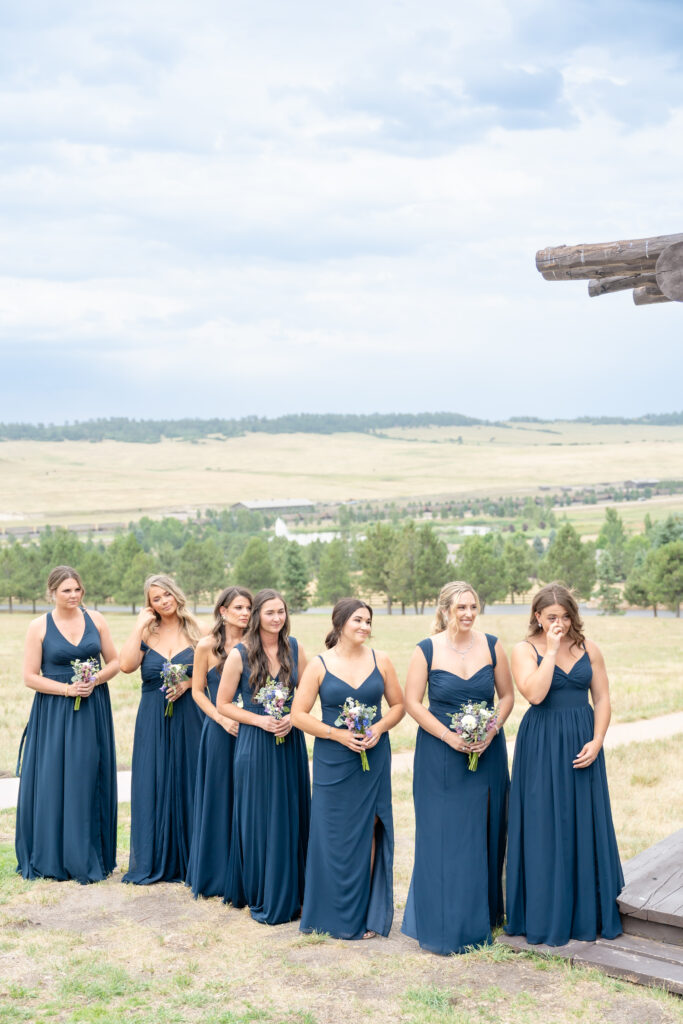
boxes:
[300,651,395,939]
[401,634,509,955]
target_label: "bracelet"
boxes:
[439,728,448,742]
[64,684,68,698]
[326,725,332,738]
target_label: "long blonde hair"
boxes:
[431,580,480,635]
[143,574,202,646]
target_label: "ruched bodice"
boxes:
[533,650,592,710]
[41,611,102,682]
[139,642,192,692]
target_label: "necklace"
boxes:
[446,635,474,658]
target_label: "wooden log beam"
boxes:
[588,273,656,297]
[536,232,683,279]
[633,283,671,306]
[656,241,683,300]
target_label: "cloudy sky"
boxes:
[2,0,682,423]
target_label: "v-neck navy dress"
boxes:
[401,634,509,954]
[186,665,238,898]
[505,645,624,945]
[225,638,311,924]
[122,642,202,884]
[300,651,394,939]
[15,610,118,883]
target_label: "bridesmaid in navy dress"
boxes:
[120,574,204,884]
[292,598,404,939]
[217,589,310,925]
[186,586,252,898]
[402,581,513,955]
[506,582,623,945]
[16,565,119,883]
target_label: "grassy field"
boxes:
[1,422,683,528]
[0,735,681,1024]
[1,612,681,774]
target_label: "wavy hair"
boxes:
[431,580,480,635]
[211,586,253,672]
[528,582,585,650]
[243,589,293,695]
[324,598,373,649]
[143,574,202,646]
[46,565,85,601]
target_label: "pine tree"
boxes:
[282,544,309,612]
[357,523,398,613]
[453,534,507,612]
[234,537,276,593]
[540,522,596,599]
[316,540,353,605]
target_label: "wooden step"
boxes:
[497,932,683,995]
[618,828,683,934]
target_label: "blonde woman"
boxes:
[120,574,204,884]
[401,581,513,954]
[16,566,119,883]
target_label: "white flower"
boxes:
[461,714,477,731]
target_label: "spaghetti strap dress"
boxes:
[225,637,311,924]
[186,666,238,898]
[505,645,624,945]
[15,610,118,883]
[122,643,202,884]
[401,634,509,954]
[300,651,394,939]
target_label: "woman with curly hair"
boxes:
[505,582,624,945]
[120,574,204,884]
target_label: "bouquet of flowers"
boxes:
[335,696,377,772]
[448,700,498,772]
[159,662,189,718]
[253,677,291,744]
[70,658,99,711]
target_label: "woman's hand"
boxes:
[573,739,602,769]
[217,714,239,737]
[260,714,292,738]
[166,680,190,703]
[467,728,498,755]
[135,607,156,634]
[360,727,382,750]
[334,728,366,753]
[69,675,96,699]
[546,621,564,655]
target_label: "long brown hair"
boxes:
[243,589,293,694]
[528,582,585,650]
[325,598,373,649]
[431,580,480,635]
[143,574,202,647]
[211,586,253,672]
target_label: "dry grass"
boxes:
[1,422,683,528]
[1,612,681,774]
[0,739,681,1024]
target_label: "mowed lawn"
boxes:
[1,612,681,774]
[1,421,683,527]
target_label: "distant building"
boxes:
[231,499,315,515]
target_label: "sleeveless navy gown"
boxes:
[15,610,118,883]
[225,638,311,924]
[122,643,203,884]
[505,646,624,945]
[402,635,509,954]
[300,651,394,938]
[186,666,237,898]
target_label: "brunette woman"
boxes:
[186,586,252,898]
[16,566,119,882]
[292,598,404,939]
[120,574,204,884]
[402,581,513,954]
[505,582,623,945]
[217,589,310,924]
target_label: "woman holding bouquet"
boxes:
[16,565,119,883]
[186,586,252,898]
[120,574,204,885]
[217,589,310,924]
[402,581,513,955]
[505,583,623,945]
[292,598,404,940]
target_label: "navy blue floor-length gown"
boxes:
[122,643,203,884]
[300,651,394,939]
[15,610,118,883]
[225,638,311,924]
[505,645,624,945]
[186,666,237,898]
[402,635,509,954]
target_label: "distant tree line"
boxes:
[0,508,680,616]
[1,410,681,443]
